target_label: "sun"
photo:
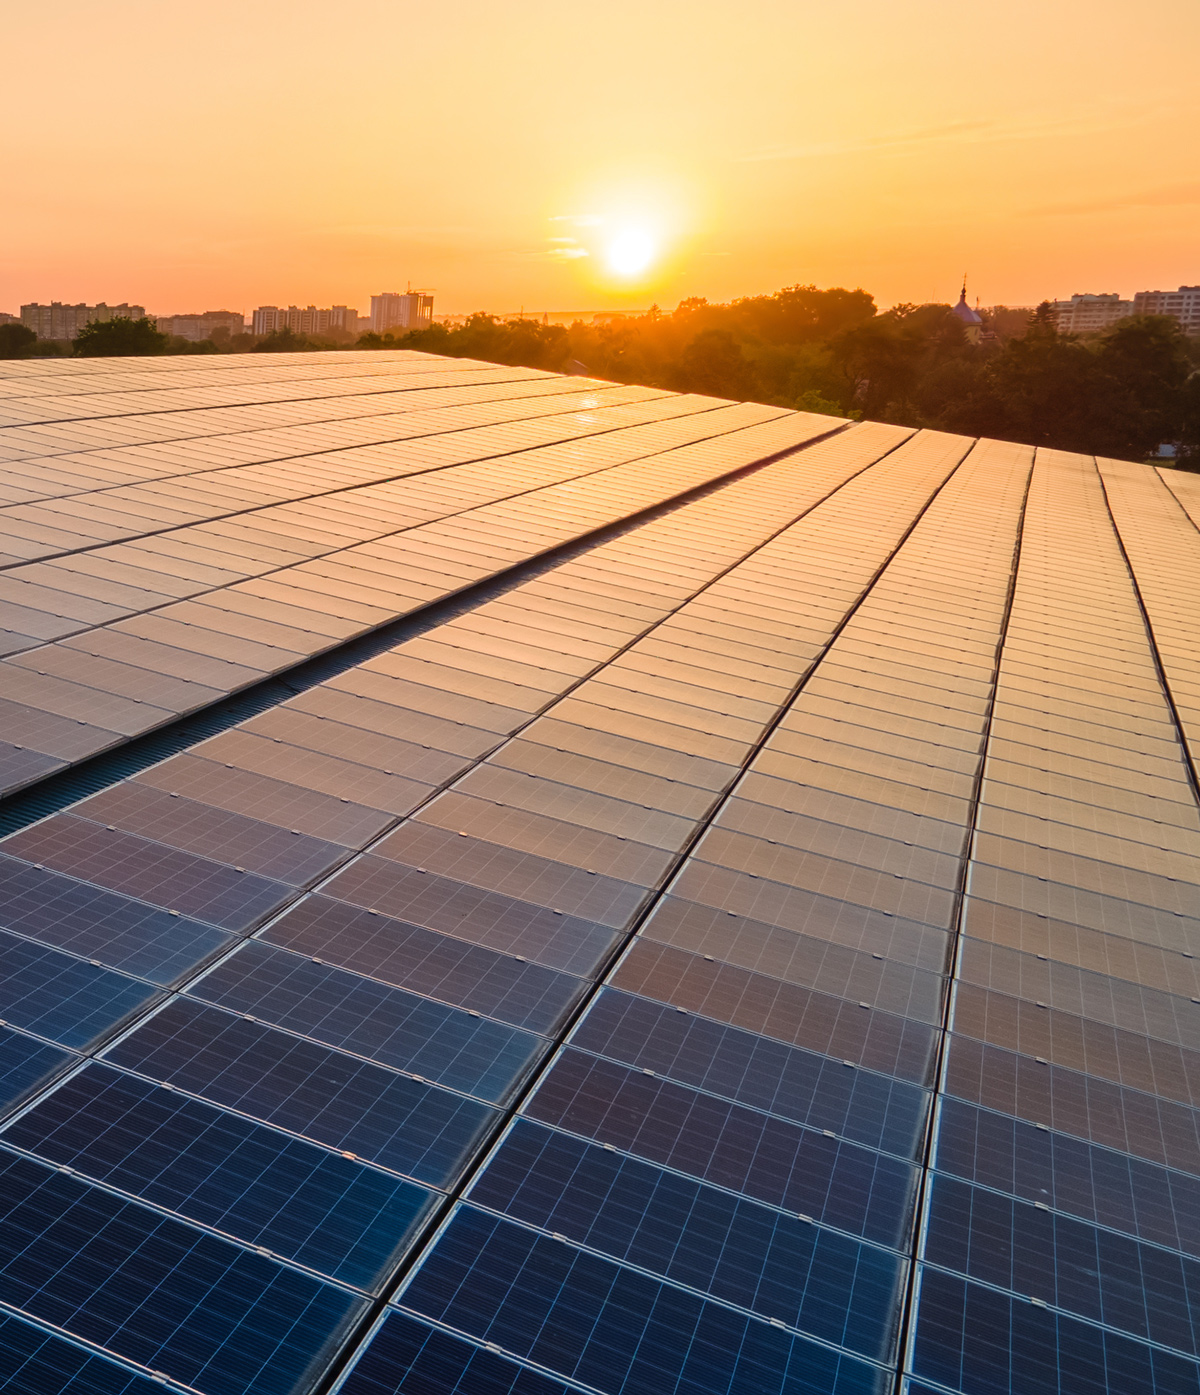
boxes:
[606,226,656,278]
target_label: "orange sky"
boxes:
[4,0,1198,317]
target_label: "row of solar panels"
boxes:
[2,350,1200,1395]
[0,380,838,796]
[0,353,544,428]
[0,416,931,1395]
[909,452,1200,1395]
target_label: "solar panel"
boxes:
[0,1149,366,1395]
[465,1119,904,1360]
[394,1205,887,1395]
[0,1308,169,1395]
[0,931,160,1048]
[2,1061,437,1292]
[102,997,499,1185]
[1,350,1198,1394]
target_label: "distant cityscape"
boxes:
[1050,285,1200,334]
[2,283,1199,342]
[0,291,435,341]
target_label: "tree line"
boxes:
[2,286,1196,465]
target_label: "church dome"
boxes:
[951,280,983,327]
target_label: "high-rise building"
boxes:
[370,290,434,333]
[157,310,246,341]
[1132,284,1200,333]
[20,301,146,340]
[251,304,360,337]
[1049,292,1134,333]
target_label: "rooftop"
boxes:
[0,349,1197,1395]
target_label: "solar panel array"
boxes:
[0,352,840,797]
[0,349,1196,1395]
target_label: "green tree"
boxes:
[0,323,37,358]
[1177,373,1200,469]
[831,317,919,420]
[1090,315,1191,460]
[74,316,168,356]
[978,310,1190,459]
[675,329,754,399]
[979,307,1099,450]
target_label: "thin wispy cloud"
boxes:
[541,215,599,259]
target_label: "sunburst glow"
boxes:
[606,227,656,278]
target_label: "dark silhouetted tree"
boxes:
[676,329,753,398]
[0,324,37,358]
[74,316,168,357]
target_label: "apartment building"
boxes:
[251,304,360,337]
[157,310,246,341]
[370,291,434,334]
[1049,292,1133,333]
[20,301,146,340]
[1132,284,1200,332]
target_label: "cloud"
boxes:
[543,219,595,259]
[1029,182,1200,216]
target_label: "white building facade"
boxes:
[20,302,146,340]
[370,292,434,334]
[1132,286,1200,333]
[251,305,360,337]
[1049,293,1134,334]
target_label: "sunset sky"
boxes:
[4,0,1198,317]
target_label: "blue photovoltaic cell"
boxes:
[102,997,498,1184]
[0,930,161,1050]
[323,858,621,977]
[336,1311,582,1395]
[0,1025,75,1119]
[941,1033,1200,1178]
[0,1150,365,1395]
[262,895,586,1034]
[0,1062,438,1292]
[933,1098,1200,1258]
[75,785,351,886]
[911,1267,1200,1395]
[399,1206,888,1395]
[189,940,547,1103]
[0,855,233,984]
[571,988,930,1157]
[2,813,296,933]
[0,746,64,793]
[467,1119,904,1360]
[525,1047,918,1247]
[0,1309,167,1395]
[923,1175,1200,1357]
[612,938,940,1084]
